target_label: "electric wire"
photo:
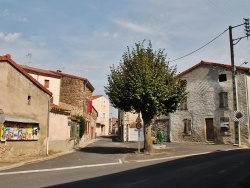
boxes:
[169,28,228,63]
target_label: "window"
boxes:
[179,98,187,110]
[220,117,230,131]
[219,92,228,108]
[102,113,106,118]
[28,95,31,105]
[44,80,50,88]
[183,119,191,135]
[219,74,227,82]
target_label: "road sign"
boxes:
[136,114,142,122]
[234,110,245,122]
[136,122,141,129]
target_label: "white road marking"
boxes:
[0,159,122,176]
[126,152,215,163]
[128,179,150,186]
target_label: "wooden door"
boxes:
[205,118,215,142]
[91,127,94,139]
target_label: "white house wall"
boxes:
[92,96,110,136]
[29,73,61,105]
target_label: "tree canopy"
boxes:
[105,40,187,152]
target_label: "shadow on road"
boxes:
[79,146,138,154]
[46,149,250,188]
[78,135,142,154]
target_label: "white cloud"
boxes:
[113,19,154,34]
[0,32,21,42]
[0,9,27,22]
[0,9,9,16]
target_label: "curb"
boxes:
[0,138,98,171]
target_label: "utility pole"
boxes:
[229,18,250,146]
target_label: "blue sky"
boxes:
[0,0,249,109]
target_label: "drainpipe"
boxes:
[46,95,53,156]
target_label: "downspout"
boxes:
[84,80,89,114]
[46,95,53,156]
[244,74,250,143]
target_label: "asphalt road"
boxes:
[0,136,249,188]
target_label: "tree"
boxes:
[105,40,187,153]
[76,115,86,138]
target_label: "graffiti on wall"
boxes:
[0,122,39,141]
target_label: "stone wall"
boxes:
[170,65,250,146]
[59,76,84,115]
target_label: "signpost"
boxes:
[136,114,142,153]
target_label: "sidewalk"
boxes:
[0,138,96,171]
[0,138,243,171]
[124,141,241,162]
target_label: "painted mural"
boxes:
[0,122,39,141]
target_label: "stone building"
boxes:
[21,65,96,148]
[0,54,52,158]
[117,61,250,147]
[52,71,96,141]
[169,61,250,146]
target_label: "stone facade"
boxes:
[59,76,85,115]
[56,72,95,142]
[169,61,250,146]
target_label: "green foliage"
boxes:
[76,115,86,138]
[105,40,187,121]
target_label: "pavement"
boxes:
[0,135,244,171]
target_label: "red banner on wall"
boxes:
[87,100,92,113]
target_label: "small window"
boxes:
[28,95,31,105]
[219,92,228,108]
[219,74,227,82]
[220,117,230,131]
[102,113,106,118]
[183,119,191,135]
[44,80,50,88]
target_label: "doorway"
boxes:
[205,118,215,142]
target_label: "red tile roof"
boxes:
[0,54,52,96]
[50,103,70,114]
[177,60,250,77]
[50,71,95,92]
[20,65,95,92]
[92,95,103,100]
[20,65,61,78]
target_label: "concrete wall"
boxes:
[48,112,73,152]
[128,128,144,141]
[0,61,49,158]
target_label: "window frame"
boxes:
[219,74,227,82]
[44,79,50,88]
[219,92,228,108]
[183,119,192,135]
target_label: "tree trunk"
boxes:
[143,119,154,153]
